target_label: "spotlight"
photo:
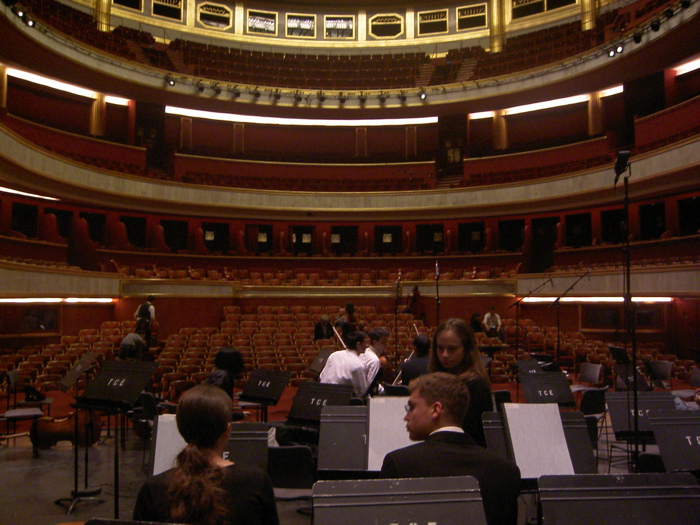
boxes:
[338,93,347,103]
[681,0,690,9]
[398,92,407,102]
[616,44,624,54]
[633,32,642,44]
[196,82,205,93]
[213,84,221,95]
[664,7,674,18]
[230,86,240,98]
[272,90,281,100]
[252,88,260,98]
[293,91,302,103]
[165,75,175,86]
[10,4,24,16]
[418,90,427,100]
[378,93,387,103]
[608,48,616,57]
[23,15,34,26]
[317,91,326,102]
[650,18,661,31]
[358,92,367,104]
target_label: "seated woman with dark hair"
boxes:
[133,384,279,525]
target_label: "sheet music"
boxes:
[367,396,413,471]
[151,414,186,476]
[502,403,574,479]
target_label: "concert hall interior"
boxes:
[1,0,700,522]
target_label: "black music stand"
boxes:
[313,476,487,525]
[648,410,700,473]
[272,382,354,447]
[238,369,291,422]
[60,360,158,518]
[308,347,336,376]
[538,472,700,525]
[518,372,575,406]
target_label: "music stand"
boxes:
[313,476,487,525]
[317,405,369,474]
[538,472,700,525]
[518,372,576,406]
[648,410,700,472]
[309,347,336,376]
[63,360,158,518]
[238,369,291,422]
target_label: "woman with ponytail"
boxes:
[133,384,279,525]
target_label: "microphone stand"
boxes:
[548,269,589,365]
[508,277,552,353]
[616,152,639,470]
[435,261,441,326]
[394,270,402,372]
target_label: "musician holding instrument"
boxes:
[428,318,493,447]
[319,330,370,397]
[399,334,431,386]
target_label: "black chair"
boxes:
[579,386,609,443]
[268,444,315,501]
[130,392,159,466]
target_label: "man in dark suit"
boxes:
[380,372,521,525]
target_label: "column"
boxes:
[93,0,111,32]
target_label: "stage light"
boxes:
[10,4,24,16]
[616,44,624,54]
[213,84,221,95]
[230,86,240,98]
[378,93,387,103]
[317,91,326,102]
[681,0,690,9]
[650,18,661,31]
[251,88,260,98]
[293,91,302,102]
[272,90,281,100]
[418,90,427,100]
[633,32,642,44]
[196,82,205,93]
[358,93,367,104]
[664,7,674,18]
[23,15,34,26]
[338,93,347,103]
[608,48,616,57]
[165,75,175,86]
[398,92,407,102]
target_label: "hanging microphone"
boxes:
[435,260,440,277]
[397,269,402,285]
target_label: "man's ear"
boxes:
[430,400,443,421]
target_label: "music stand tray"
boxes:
[519,372,576,406]
[538,473,700,525]
[239,370,291,406]
[313,476,488,525]
[286,382,354,427]
[649,410,700,472]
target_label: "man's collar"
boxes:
[430,426,464,435]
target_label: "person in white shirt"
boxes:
[483,306,503,341]
[360,328,389,394]
[319,330,370,397]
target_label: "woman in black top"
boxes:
[133,384,279,525]
[428,317,493,447]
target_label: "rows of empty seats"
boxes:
[127,265,521,283]
[19,0,654,93]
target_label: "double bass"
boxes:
[31,410,102,449]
